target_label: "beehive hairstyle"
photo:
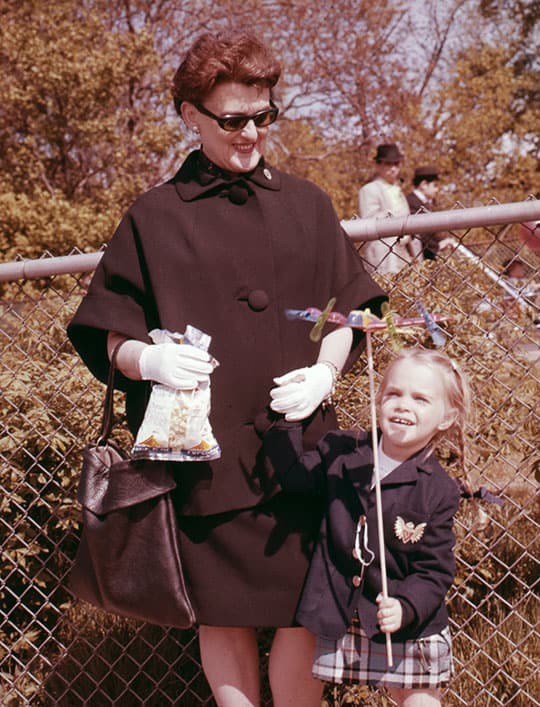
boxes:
[172,31,281,114]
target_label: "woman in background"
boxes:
[359,143,421,274]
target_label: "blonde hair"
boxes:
[376,347,472,473]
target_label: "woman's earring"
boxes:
[192,125,200,134]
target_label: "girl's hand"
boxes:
[376,593,403,634]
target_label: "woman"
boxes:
[68,31,386,707]
[358,143,421,275]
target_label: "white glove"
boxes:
[270,363,334,421]
[139,343,213,389]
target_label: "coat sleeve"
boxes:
[389,481,460,631]
[67,209,159,386]
[309,186,387,370]
[263,420,327,496]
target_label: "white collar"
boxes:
[413,188,429,204]
[371,438,402,488]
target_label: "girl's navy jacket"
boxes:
[263,421,460,642]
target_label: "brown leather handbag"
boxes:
[69,344,196,628]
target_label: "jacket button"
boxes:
[247,289,269,311]
[352,575,362,587]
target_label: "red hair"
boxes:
[172,31,281,114]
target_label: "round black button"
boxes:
[248,289,269,311]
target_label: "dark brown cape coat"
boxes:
[68,151,386,518]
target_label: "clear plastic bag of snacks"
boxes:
[131,326,221,462]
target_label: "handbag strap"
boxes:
[98,341,125,444]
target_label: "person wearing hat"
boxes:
[407,166,456,259]
[359,143,422,274]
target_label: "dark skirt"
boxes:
[176,492,324,627]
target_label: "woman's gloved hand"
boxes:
[269,363,334,421]
[139,343,214,389]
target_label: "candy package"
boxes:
[132,326,221,462]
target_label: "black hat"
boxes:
[375,143,404,163]
[414,165,439,180]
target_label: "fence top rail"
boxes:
[342,198,540,241]
[0,252,102,283]
[0,200,539,282]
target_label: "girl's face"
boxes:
[181,81,272,173]
[379,359,455,461]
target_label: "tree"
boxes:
[257,0,477,213]
[0,0,180,258]
[0,0,536,262]
[428,6,540,204]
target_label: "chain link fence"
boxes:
[0,203,538,706]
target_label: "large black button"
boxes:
[228,183,249,204]
[248,290,269,311]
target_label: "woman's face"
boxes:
[182,81,272,173]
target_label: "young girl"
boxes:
[264,347,471,707]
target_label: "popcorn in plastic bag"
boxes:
[132,326,221,461]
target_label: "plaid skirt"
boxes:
[312,616,452,689]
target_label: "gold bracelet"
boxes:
[318,360,340,407]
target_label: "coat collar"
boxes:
[412,188,430,206]
[343,429,439,486]
[173,149,281,202]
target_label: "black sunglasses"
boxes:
[194,101,279,132]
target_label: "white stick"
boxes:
[366,331,393,667]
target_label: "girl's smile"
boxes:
[379,359,455,461]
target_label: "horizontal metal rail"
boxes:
[0,252,102,282]
[341,199,540,241]
[0,200,539,282]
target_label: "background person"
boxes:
[406,166,457,259]
[358,143,421,275]
[67,30,386,707]
[502,257,526,281]
[263,347,471,707]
